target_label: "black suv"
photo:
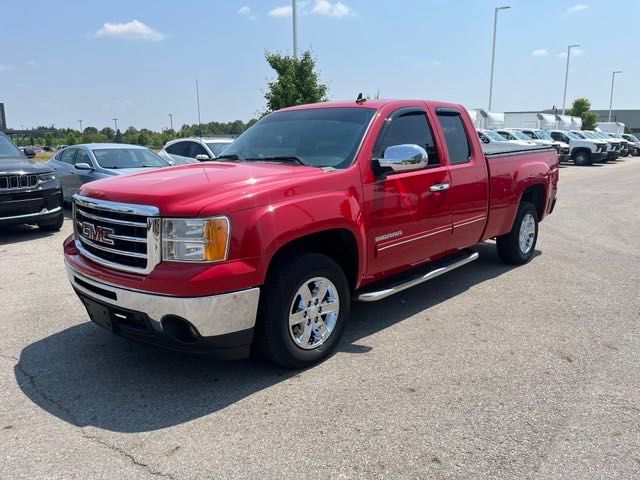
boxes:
[0,132,64,231]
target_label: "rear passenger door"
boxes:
[435,108,489,249]
[56,148,78,200]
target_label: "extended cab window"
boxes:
[437,112,470,165]
[376,111,439,166]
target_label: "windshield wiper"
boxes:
[245,156,309,166]
[216,153,245,161]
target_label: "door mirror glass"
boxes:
[23,148,36,158]
[376,144,428,173]
[75,162,93,170]
[195,154,210,161]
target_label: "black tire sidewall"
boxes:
[574,151,590,166]
[513,204,538,262]
[259,253,350,368]
[38,212,64,231]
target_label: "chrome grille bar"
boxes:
[0,174,39,191]
[76,207,147,227]
[78,236,148,259]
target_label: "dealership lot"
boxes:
[1,159,639,479]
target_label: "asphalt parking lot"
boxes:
[1,158,639,480]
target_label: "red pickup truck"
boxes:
[63,99,558,368]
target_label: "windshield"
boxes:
[222,107,376,169]
[206,142,232,156]
[571,131,587,139]
[624,134,639,142]
[92,148,169,169]
[534,130,553,140]
[565,131,582,140]
[484,130,507,141]
[0,134,24,158]
[506,130,530,141]
[581,131,597,139]
[520,131,536,139]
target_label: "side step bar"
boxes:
[356,249,479,302]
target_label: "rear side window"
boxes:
[166,142,189,157]
[59,148,77,164]
[437,113,470,165]
[376,111,439,165]
[189,142,208,158]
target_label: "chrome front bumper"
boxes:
[66,264,260,337]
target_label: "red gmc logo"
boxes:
[81,222,115,245]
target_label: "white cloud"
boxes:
[269,5,293,17]
[270,1,353,18]
[95,19,166,41]
[238,6,251,15]
[311,0,353,17]
[432,60,443,67]
[0,64,15,72]
[567,4,588,14]
[531,48,549,57]
[26,60,36,67]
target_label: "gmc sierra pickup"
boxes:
[64,99,559,368]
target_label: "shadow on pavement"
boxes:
[15,243,530,432]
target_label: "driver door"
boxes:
[362,107,453,278]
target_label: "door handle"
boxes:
[429,183,450,192]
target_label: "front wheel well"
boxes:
[266,229,359,290]
[520,184,546,220]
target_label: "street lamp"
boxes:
[608,70,622,122]
[112,118,118,132]
[488,5,510,111]
[292,0,298,59]
[168,113,174,131]
[78,120,83,133]
[561,44,581,115]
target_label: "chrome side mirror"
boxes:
[75,162,93,170]
[375,144,428,174]
[195,154,210,161]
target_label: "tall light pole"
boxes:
[292,0,298,59]
[561,44,581,115]
[488,5,510,111]
[112,118,118,132]
[168,113,174,131]
[78,120,83,133]
[608,70,622,122]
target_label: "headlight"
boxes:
[162,217,230,262]
[39,172,56,182]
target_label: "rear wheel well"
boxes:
[520,184,545,220]
[266,229,359,290]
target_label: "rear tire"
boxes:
[496,202,538,265]
[256,253,350,368]
[38,211,64,232]
[573,150,591,166]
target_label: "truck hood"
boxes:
[1,157,54,175]
[79,161,328,216]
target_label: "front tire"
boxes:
[38,211,64,232]
[573,150,591,166]
[496,202,538,265]
[256,253,350,368]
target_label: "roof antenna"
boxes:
[356,92,366,104]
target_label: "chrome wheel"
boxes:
[288,276,340,350]
[519,213,536,254]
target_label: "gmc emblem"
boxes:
[81,222,115,245]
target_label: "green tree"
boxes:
[568,97,598,130]
[114,129,123,143]
[100,127,115,141]
[263,50,328,113]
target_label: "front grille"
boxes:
[0,174,39,191]
[73,195,160,274]
[561,147,570,154]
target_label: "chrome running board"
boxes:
[356,249,479,302]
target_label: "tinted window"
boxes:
[206,142,231,156]
[75,149,91,167]
[377,111,438,165]
[60,148,77,165]
[189,142,209,158]
[223,107,376,169]
[437,113,470,165]
[166,142,190,157]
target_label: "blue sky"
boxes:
[1,0,638,131]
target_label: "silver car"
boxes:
[45,143,170,202]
